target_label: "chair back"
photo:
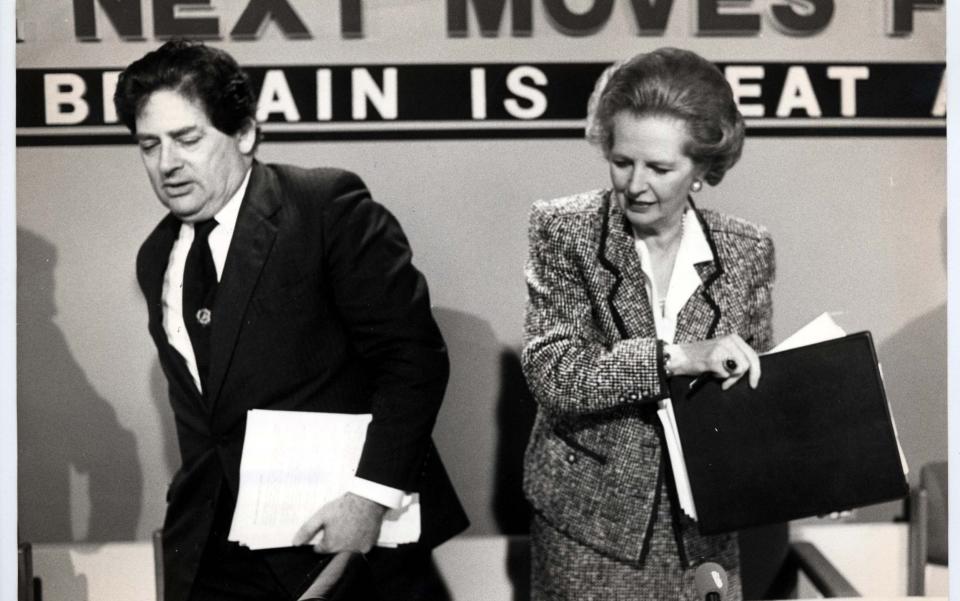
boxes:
[908,460,948,595]
[18,542,35,601]
[153,530,164,601]
[921,461,948,565]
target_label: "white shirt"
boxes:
[634,208,713,520]
[161,170,248,390]
[161,166,405,509]
[633,209,714,345]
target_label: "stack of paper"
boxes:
[228,409,420,550]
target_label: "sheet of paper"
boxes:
[768,312,846,353]
[875,362,910,476]
[227,409,420,550]
[657,400,697,520]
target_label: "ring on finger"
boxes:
[724,358,738,372]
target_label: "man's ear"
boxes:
[237,118,258,155]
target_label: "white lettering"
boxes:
[725,66,765,118]
[256,69,301,122]
[352,68,398,120]
[776,66,822,117]
[316,69,332,121]
[931,68,946,117]
[101,71,121,124]
[44,73,90,125]
[471,68,487,120]
[504,66,548,120]
[826,66,869,117]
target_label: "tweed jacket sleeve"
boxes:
[521,196,667,417]
[743,234,775,353]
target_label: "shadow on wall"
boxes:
[432,307,502,534]
[862,209,948,521]
[432,307,537,601]
[17,228,143,543]
[32,549,90,601]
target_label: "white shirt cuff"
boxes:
[348,477,406,509]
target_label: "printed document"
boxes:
[228,409,420,550]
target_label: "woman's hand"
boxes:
[665,334,761,390]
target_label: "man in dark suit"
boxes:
[114,40,467,601]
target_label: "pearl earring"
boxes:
[691,180,703,193]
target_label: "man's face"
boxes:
[134,89,254,223]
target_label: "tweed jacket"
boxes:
[138,162,468,601]
[521,188,774,566]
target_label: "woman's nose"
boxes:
[627,168,647,195]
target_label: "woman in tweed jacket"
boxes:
[521,48,775,600]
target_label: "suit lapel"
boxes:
[596,196,725,344]
[597,193,657,340]
[205,162,281,414]
[674,204,723,343]
[141,215,180,332]
[141,215,208,414]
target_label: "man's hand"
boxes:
[292,492,388,554]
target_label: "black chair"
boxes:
[907,461,948,595]
[153,530,164,601]
[18,542,42,601]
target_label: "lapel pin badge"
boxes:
[196,308,212,326]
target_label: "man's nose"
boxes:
[158,143,182,175]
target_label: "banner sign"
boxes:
[26,0,945,41]
[16,60,945,146]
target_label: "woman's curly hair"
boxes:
[585,47,745,186]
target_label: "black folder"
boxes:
[669,331,908,535]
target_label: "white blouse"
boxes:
[633,208,714,345]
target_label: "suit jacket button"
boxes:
[566,453,577,464]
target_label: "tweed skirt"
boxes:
[530,479,742,601]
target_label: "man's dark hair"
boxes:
[114,39,257,137]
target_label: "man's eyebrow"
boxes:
[134,125,199,141]
[170,125,200,137]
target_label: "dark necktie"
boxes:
[183,219,218,393]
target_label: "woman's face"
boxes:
[608,112,702,238]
